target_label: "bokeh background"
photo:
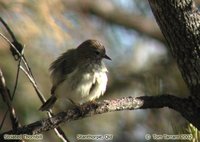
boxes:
[1,0,199,142]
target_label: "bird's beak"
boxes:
[104,54,111,60]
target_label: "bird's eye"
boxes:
[95,51,100,55]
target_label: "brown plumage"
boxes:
[39,39,111,111]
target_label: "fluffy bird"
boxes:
[39,39,111,111]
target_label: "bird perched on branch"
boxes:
[39,39,111,111]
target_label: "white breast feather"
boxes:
[81,71,106,102]
[54,66,108,104]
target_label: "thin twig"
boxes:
[0,109,8,130]
[19,66,46,103]
[47,112,70,142]
[0,69,20,130]
[0,17,17,41]
[19,61,70,141]
[0,17,33,78]
[0,54,22,130]
[0,19,70,142]
[0,33,22,58]
[0,32,45,103]
[0,33,69,141]
[11,57,22,100]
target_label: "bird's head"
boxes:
[77,39,111,62]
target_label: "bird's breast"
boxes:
[54,64,108,104]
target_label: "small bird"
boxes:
[39,39,111,111]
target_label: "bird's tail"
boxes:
[39,96,57,111]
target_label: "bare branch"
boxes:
[0,109,8,129]
[1,94,199,139]
[148,0,200,108]
[0,18,70,142]
[19,66,46,103]
[0,69,20,131]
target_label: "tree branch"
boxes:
[1,94,199,140]
[0,18,70,142]
[148,0,200,106]
[0,69,20,131]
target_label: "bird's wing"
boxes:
[49,49,77,94]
